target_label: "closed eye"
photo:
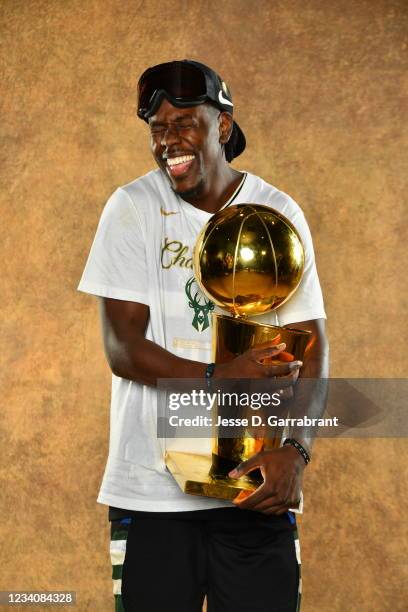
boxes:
[150,125,166,135]
[149,121,197,135]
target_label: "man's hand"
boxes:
[228,445,306,515]
[214,343,303,384]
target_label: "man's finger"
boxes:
[264,360,303,378]
[254,367,299,390]
[248,495,300,514]
[247,497,288,512]
[260,351,294,364]
[228,454,263,479]
[251,343,286,361]
[265,372,297,390]
[233,484,278,509]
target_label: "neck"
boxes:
[179,162,243,214]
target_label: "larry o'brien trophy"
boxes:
[165,204,312,501]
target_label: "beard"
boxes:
[171,178,205,202]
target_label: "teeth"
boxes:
[166,155,195,167]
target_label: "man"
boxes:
[78,60,328,612]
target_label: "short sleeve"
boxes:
[77,188,149,305]
[276,209,326,326]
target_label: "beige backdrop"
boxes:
[1,0,407,610]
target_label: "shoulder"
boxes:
[244,172,316,253]
[246,172,304,220]
[119,169,166,203]
[101,169,170,228]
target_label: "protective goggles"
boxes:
[137,60,232,121]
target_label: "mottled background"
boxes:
[1,0,407,610]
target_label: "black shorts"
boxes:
[109,507,301,612]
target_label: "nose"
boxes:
[160,124,181,149]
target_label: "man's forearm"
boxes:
[289,329,330,454]
[105,334,208,386]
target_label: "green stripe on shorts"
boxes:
[110,519,132,612]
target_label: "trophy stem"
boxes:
[208,313,311,492]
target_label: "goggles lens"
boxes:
[138,62,208,118]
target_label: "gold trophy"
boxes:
[165,204,311,500]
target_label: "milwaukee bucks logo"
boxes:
[185,277,214,332]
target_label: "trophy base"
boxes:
[165,450,303,512]
[165,450,258,501]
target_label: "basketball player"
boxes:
[78,60,329,612]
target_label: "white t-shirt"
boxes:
[78,169,326,512]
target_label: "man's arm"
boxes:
[98,297,304,384]
[98,299,206,384]
[228,318,329,514]
[285,318,329,454]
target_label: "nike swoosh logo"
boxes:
[160,207,179,216]
[218,91,233,107]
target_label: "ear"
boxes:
[219,112,233,144]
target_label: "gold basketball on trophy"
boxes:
[194,204,305,318]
